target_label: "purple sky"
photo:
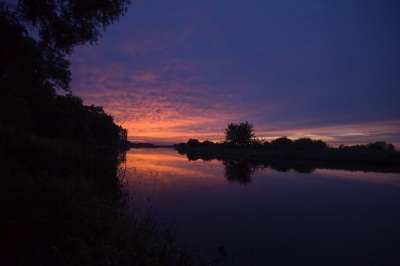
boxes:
[69,0,400,147]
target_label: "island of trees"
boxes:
[174,121,400,173]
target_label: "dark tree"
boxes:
[187,138,200,147]
[201,140,215,147]
[225,120,255,147]
[1,1,130,141]
[294,137,328,150]
[368,141,395,151]
[271,136,294,149]
[16,0,132,54]
[0,4,71,129]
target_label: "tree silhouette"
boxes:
[1,2,128,146]
[15,0,132,54]
[187,138,200,147]
[225,120,255,147]
[0,4,70,129]
[271,136,294,149]
[294,137,328,150]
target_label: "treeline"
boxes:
[175,119,395,152]
[174,137,399,173]
[173,120,398,173]
[176,137,396,152]
[338,141,395,152]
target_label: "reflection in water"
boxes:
[123,148,400,265]
[223,159,261,185]
[179,149,400,175]
[182,151,319,185]
[118,150,127,164]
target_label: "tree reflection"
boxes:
[177,147,400,184]
[223,159,260,185]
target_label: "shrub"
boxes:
[201,140,215,147]
[187,138,200,147]
[368,141,395,151]
[263,141,272,150]
[271,136,294,150]
[294,137,328,150]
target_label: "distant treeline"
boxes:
[174,137,399,173]
[175,121,396,153]
[174,137,396,152]
[130,142,174,148]
[131,142,156,148]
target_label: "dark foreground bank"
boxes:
[1,129,212,265]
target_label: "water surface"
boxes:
[123,148,400,265]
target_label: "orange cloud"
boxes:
[70,54,280,144]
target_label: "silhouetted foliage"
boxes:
[225,120,255,147]
[175,142,187,147]
[15,0,131,54]
[0,4,71,130]
[338,141,395,152]
[187,138,201,147]
[271,136,294,149]
[263,141,272,150]
[1,1,130,143]
[368,141,395,151]
[174,133,400,175]
[201,140,215,147]
[130,142,156,148]
[294,137,328,150]
[250,137,264,149]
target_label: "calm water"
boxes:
[123,148,400,266]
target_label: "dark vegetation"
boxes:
[0,1,205,265]
[224,120,255,147]
[174,122,400,175]
[130,142,173,148]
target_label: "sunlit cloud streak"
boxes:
[70,0,400,147]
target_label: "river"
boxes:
[122,148,400,266]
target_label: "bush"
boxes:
[294,137,328,150]
[187,138,200,147]
[368,141,395,151]
[263,141,272,150]
[271,136,294,150]
[201,140,215,147]
[250,137,264,149]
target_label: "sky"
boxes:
[69,0,400,147]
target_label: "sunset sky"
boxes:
[69,0,400,147]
